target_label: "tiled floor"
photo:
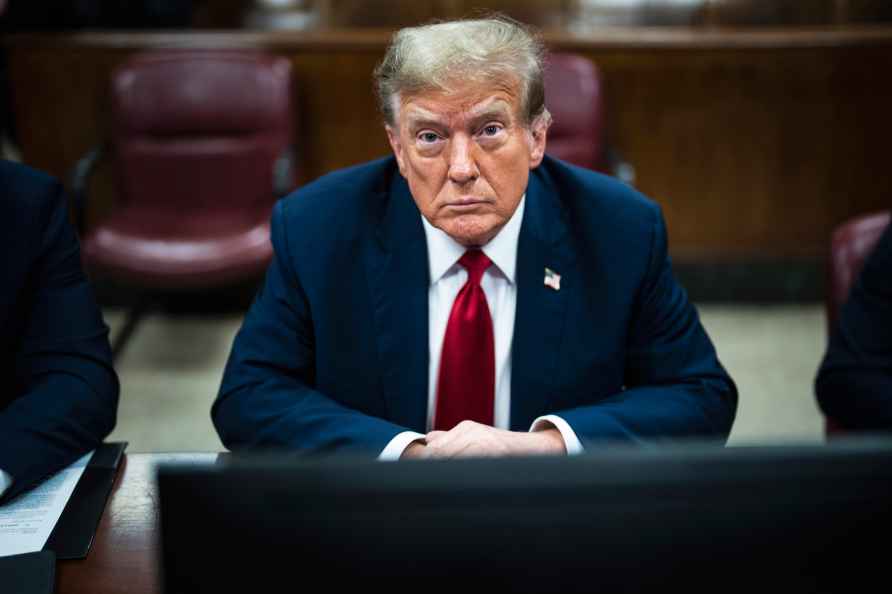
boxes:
[104,304,828,453]
[698,305,826,445]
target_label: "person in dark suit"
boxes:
[212,17,737,459]
[0,160,118,500]
[816,223,892,430]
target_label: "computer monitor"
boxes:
[158,439,892,593]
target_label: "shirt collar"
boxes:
[421,194,525,285]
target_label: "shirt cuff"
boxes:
[530,415,585,455]
[378,431,427,461]
[0,468,12,497]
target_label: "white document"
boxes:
[0,450,94,557]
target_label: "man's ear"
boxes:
[386,125,407,176]
[527,113,550,169]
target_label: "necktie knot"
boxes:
[458,249,492,286]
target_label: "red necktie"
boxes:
[434,249,495,431]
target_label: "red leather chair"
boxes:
[543,52,634,184]
[824,210,891,435]
[71,51,295,357]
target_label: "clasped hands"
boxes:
[401,420,566,459]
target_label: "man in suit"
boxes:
[213,17,737,459]
[816,222,892,430]
[0,160,118,500]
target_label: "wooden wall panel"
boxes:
[571,44,892,258]
[188,1,892,29]
[6,28,892,262]
[289,51,387,180]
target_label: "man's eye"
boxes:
[482,125,502,136]
[418,132,440,143]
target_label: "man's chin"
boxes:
[440,216,501,247]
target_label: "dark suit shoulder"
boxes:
[815,223,892,429]
[539,156,659,219]
[535,156,662,254]
[267,157,399,282]
[275,157,396,234]
[0,160,63,230]
[859,224,892,295]
[0,161,68,270]
[0,159,59,195]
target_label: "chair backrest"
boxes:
[110,51,293,218]
[542,53,607,172]
[826,211,891,333]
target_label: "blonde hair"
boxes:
[374,16,549,127]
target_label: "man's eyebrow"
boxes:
[404,108,446,130]
[403,100,514,130]
[405,116,447,130]
[466,100,517,125]
[469,107,511,123]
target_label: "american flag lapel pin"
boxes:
[544,267,561,291]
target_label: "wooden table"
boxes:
[55,453,218,594]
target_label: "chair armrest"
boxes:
[67,145,104,234]
[273,147,296,199]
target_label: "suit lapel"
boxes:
[510,170,575,430]
[365,170,430,433]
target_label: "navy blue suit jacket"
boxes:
[0,160,118,501]
[213,156,736,453]
[816,223,892,429]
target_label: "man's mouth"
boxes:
[444,198,489,211]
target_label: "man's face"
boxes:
[386,79,548,247]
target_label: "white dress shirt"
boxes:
[0,468,12,497]
[379,196,584,460]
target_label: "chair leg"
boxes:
[112,300,150,361]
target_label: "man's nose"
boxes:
[447,135,479,184]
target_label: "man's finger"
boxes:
[430,431,495,458]
[425,422,478,452]
[424,430,447,443]
[426,430,462,454]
